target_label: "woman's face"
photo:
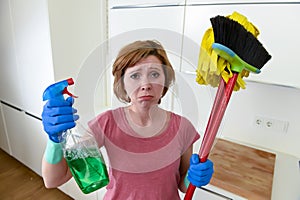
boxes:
[123,55,165,108]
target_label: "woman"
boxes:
[41,40,214,200]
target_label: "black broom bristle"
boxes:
[210,15,272,69]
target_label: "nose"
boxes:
[141,83,151,91]
[140,75,152,91]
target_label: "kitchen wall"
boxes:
[213,80,300,157]
[175,73,300,159]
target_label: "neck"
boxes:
[125,104,169,138]
[127,104,161,126]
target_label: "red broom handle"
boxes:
[184,73,238,200]
[184,78,226,200]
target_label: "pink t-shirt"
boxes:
[88,107,200,200]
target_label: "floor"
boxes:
[0,148,73,200]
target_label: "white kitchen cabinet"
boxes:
[109,0,185,8]
[1,0,108,199]
[1,103,100,199]
[48,0,109,119]
[186,0,300,4]
[0,0,53,174]
[2,105,26,163]
[1,103,46,175]
[0,103,10,153]
[271,152,300,200]
[182,3,300,88]
[9,0,55,117]
[23,114,48,175]
[109,5,185,71]
[1,0,107,117]
[0,0,54,117]
[0,0,24,109]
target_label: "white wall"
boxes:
[220,81,300,157]
[172,73,300,158]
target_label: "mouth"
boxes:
[138,95,154,101]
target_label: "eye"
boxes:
[150,71,160,78]
[130,73,140,79]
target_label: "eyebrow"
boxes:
[127,68,141,75]
[147,64,163,72]
[149,65,162,70]
[127,64,163,74]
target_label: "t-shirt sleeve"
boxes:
[178,116,200,154]
[88,111,111,148]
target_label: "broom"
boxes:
[184,15,272,200]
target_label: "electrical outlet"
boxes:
[253,116,289,133]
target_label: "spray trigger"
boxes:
[63,87,78,98]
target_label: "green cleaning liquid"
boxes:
[65,148,109,194]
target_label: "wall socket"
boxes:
[253,116,289,133]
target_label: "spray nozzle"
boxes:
[43,78,78,101]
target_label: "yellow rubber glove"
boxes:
[197,11,260,91]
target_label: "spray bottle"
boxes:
[43,78,109,194]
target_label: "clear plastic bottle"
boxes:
[60,124,109,194]
[42,78,109,194]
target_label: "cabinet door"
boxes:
[3,103,99,199]
[2,105,26,164]
[186,0,300,4]
[23,114,47,175]
[0,0,54,116]
[109,6,185,71]
[182,4,300,88]
[110,0,185,8]
[2,104,47,175]
[0,103,10,153]
[0,0,24,108]
[9,0,54,117]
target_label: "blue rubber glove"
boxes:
[187,154,214,187]
[42,97,79,143]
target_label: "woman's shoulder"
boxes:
[168,111,200,144]
[169,111,192,124]
[88,107,123,127]
[95,107,123,119]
